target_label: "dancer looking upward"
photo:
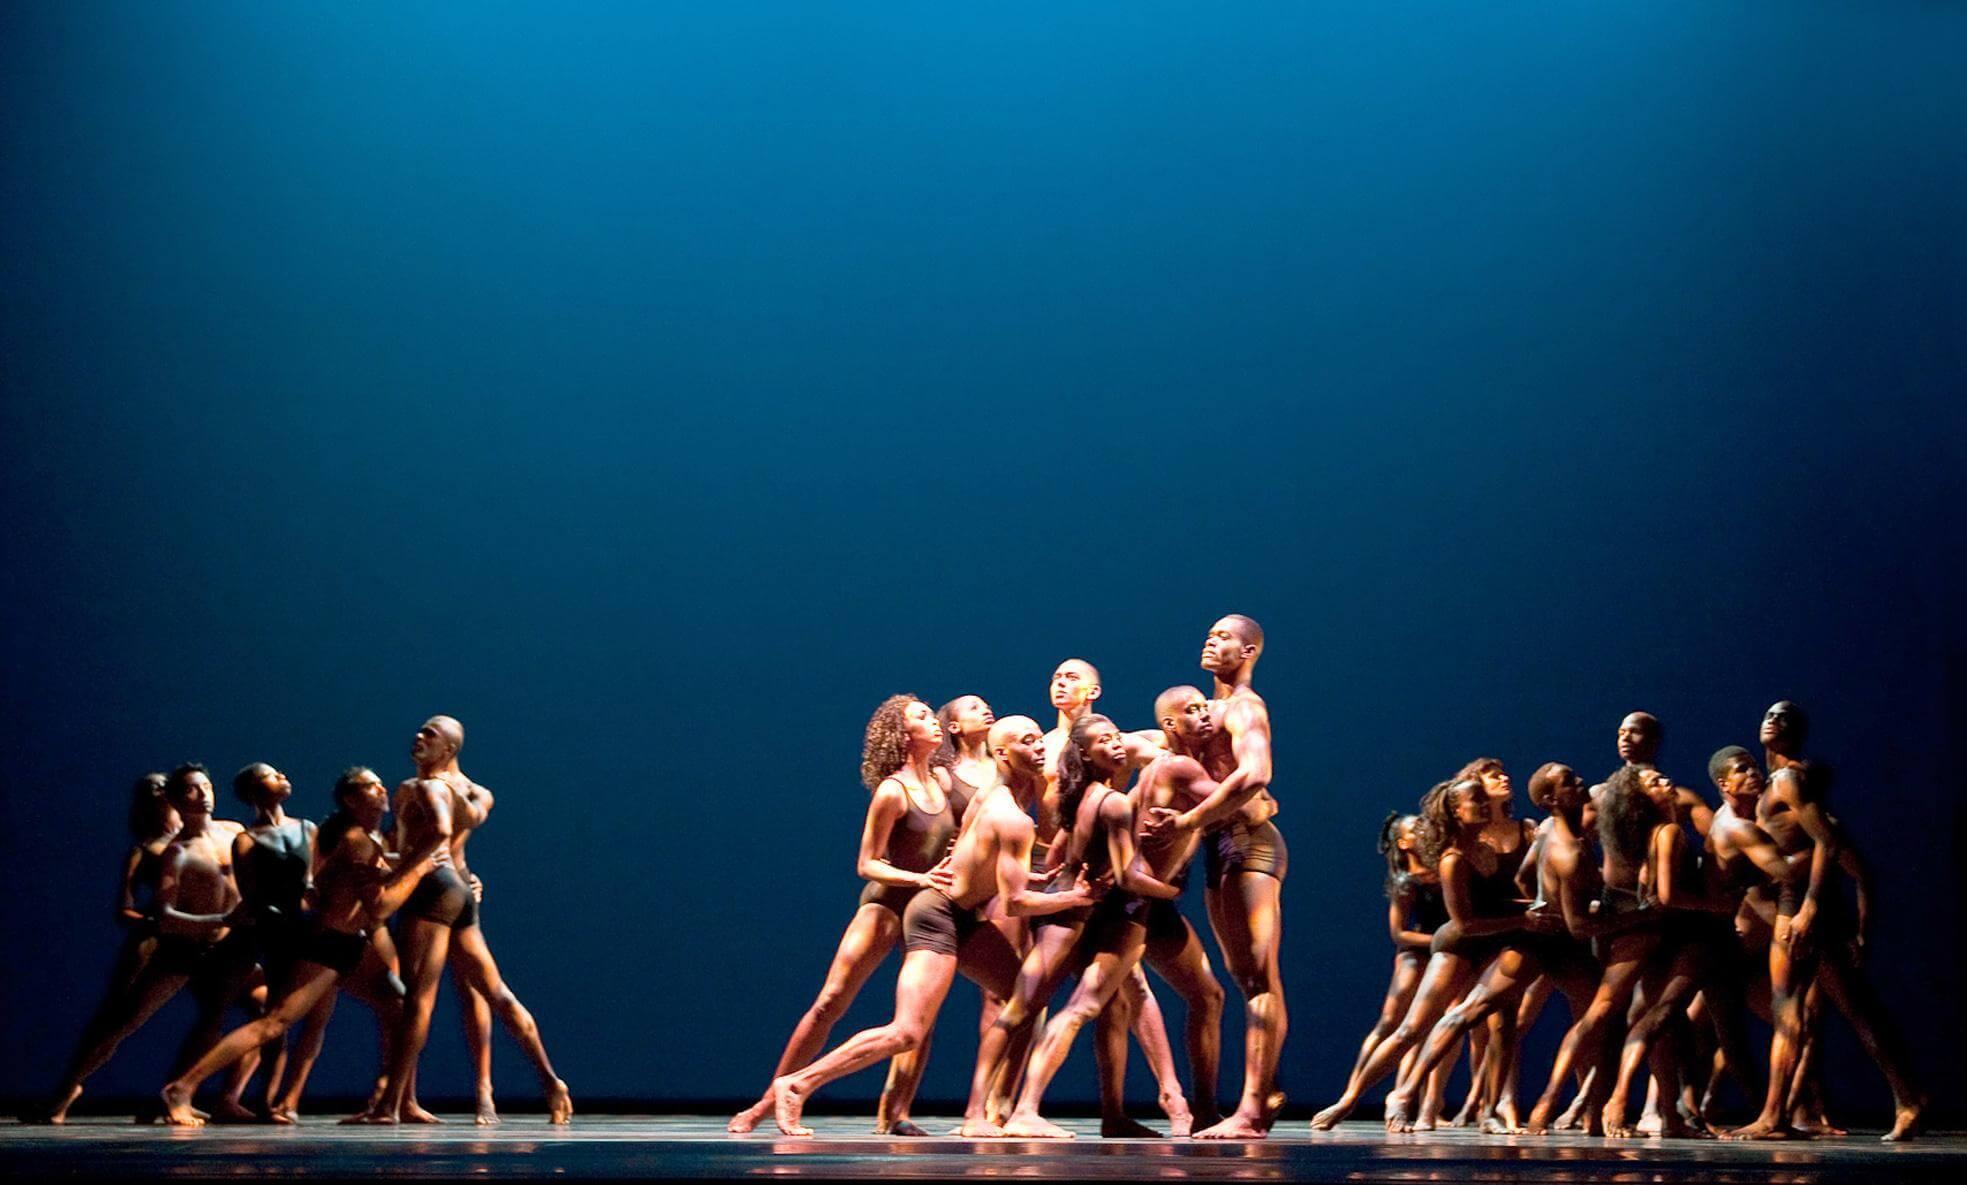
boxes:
[1170,616,1288,1139]
[359,717,571,1125]
[730,695,957,1136]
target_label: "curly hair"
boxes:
[1055,713,1116,828]
[1417,778,1476,869]
[127,772,172,840]
[861,694,924,792]
[1597,765,1663,870]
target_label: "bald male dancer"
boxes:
[772,716,1101,1136]
[1164,616,1287,1139]
[356,717,572,1124]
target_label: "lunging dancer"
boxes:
[729,695,957,1136]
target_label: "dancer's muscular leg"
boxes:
[729,904,902,1133]
[772,951,961,1136]
[1145,915,1226,1130]
[1004,935,1150,1139]
[362,919,450,1124]
[447,924,572,1123]
[1198,870,1286,1138]
[1120,967,1191,1135]
[456,973,497,1126]
[162,965,342,1126]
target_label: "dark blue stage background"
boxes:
[3,3,1962,1120]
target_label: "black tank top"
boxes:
[882,779,955,875]
[1406,879,1449,934]
[242,820,310,918]
[946,769,985,825]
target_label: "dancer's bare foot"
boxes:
[1554,1092,1589,1131]
[1194,1110,1265,1139]
[727,1097,770,1134]
[1657,1112,1712,1140]
[160,1085,204,1127]
[1383,1089,1416,1134]
[1001,1112,1075,1139]
[1883,1100,1924,1143]
[267,1107,297,1126]
[400,1101,443,1124]
[1259,1091,1286,1133]
[41,1085,84,1125]
[877,1118,928,1137]
[1523,1100,1555,1136]
[770,1077,812,1137]
[545,1080,573,1125]
[1309,1100,1352,1131]
[1723,1116,1794,1141]
[1636,1107,1664,1136]
[473,1088,499,1127]
[957,1116,1006,1138]
[1102,1115,1163,1138]
[341,1107,398,1125]
[1160,1091,1194,1138]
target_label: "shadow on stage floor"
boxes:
[3,1115,1961,1183]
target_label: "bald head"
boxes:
[1202,614,1264,679]
[411,715,465,769]
[1527,762,1582,812]
[988,715,1046,776]
[428,715,464,749]
[1155,685,1207,725]
[1616,712,1661,765]
[1049,659,1102,713]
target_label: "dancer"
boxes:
[1170,616,1288,1138]
[994,714,1185,1139]
[162,768,439,1125]
[359,716,572,1125]
[45,764,259,1123]
[771,716,1100,1136]
[229,763,316,1119]
[728,695,956,1136]
[1311,776,1535,1129]
[41,776,179,1122]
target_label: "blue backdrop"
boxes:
[2,2,1962,1120]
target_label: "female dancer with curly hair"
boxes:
[728,695,957,1135]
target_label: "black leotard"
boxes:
[242,819,312,984]
[858,777,957,914]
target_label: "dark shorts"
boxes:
[151,930,257,981]
[1141,896,1192,950]
[301,927,371,977]
[254,912,308,987]
[1083,892,1151,946]
[1519,930,1599,983]
[1204,820,1289,888]
[402,865,478,930]
[858,879,927,917]
[1030,877,1094,932]
[902,889,985,957]
[1430,926,1505,965]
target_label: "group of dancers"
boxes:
[39,717,573,1127]
[1308,704,1921,1142]
[732,616,1920,1142]
[34,611,1922,1143]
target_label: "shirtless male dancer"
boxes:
[162,767,439,1125]
[46,765,258,1122]
[1168,616,1287,1139]
[357,716,572,1124]
[772,716,1100,1136]
[1729,705,1923,1142]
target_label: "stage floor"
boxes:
[2,1115,1960,1183]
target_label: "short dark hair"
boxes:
[1708,745,1753,786]
[164,762,210,801]
[232,762,275,805]
[127,772,170,839]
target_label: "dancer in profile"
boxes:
[995,714,1184,1139]
[1335,814,1442,1120]
[1169,616,1289,1139]
[161,768,439,1125]
[729,695,957,1136]
[45,764,259,1123]
[771,716,1099,1136]
[358,717,571,1125]
[229,763,316,1119]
